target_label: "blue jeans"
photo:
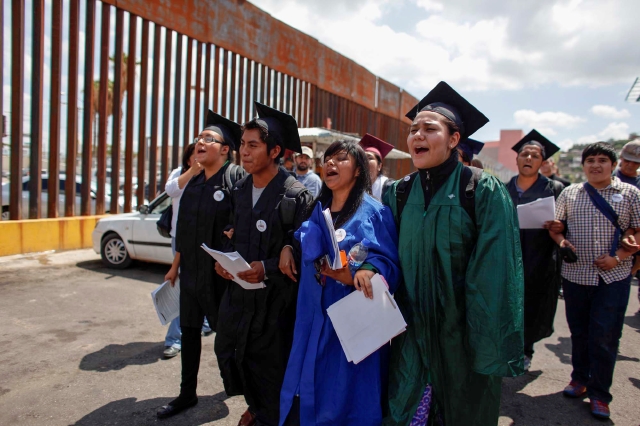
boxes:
[563,275,631,403]
[166,237,212,349]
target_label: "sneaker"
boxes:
[202,329,214,337]
[562,381,587,398]
[590,399,610,419]
[523,355,531,371]
[163,346,181,358]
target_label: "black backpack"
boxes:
[395,166,483,226]
[278,175,309,226]
[156,164,243,238]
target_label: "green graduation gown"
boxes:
[383,162,524,426]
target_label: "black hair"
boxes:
[307,140,371,229]
[241,119,284,164]
[366,150,385,178]
[581,142,617,165]
[181,142,197,173]
[457,147,470,164]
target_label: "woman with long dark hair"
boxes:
[279,140,401,426]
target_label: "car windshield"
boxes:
[149,193,171,214]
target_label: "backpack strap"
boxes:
[459,166,483,225]
[395,172,419,223]
[223,163,238,191]
[279,175,308,227]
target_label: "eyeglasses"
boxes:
[194,135,224,145]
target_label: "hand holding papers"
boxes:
[151,279,180,325]
[201,244,266,290]
[517,196,555,229]
[327,274,407,364]
[321,208,343,269]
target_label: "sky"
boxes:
[250,0,640,149]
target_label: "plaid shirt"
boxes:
[555,177,640,285]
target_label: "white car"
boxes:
[92,192,173,268]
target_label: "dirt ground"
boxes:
[0,249,638,426]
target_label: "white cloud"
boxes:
[590,105,631,120]
[415,0,444,12]
[598,122,629,141]
[250,0,640,92]
[513,109,585,135]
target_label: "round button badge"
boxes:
[213,190,225,201]
[335,229,346,242]
[256,220,267,232]
[612,194,623,203]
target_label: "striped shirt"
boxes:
[555,177,640,285]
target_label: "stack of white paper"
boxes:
[322,208,342,269]
[517,196,556,229]
[327,274,407,364]
[151,280,180,326]
[201,244,266,290]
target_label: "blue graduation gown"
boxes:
[279,194,401,426]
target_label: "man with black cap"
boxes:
[506,129,566,371]
[214,102,313,426]
[456,137,484,166]
[157,110,245,419]
[384,81,524,426]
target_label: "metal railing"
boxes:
[2,0,417,220]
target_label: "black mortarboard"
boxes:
[511,129,559,160]
[405,81,489,138]
[253,102,302,153]
[203,110,241,150]
[359,133,394,160]
[458,138,484,161]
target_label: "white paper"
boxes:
[517,196,556,229]
[327,274,407,364]
[322,208,342,269]
[151,280,181,326]
[201,244,266,290]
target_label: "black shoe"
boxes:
[157,396,198,419]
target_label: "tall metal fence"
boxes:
[2,0,417,220]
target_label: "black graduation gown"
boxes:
[507,174,564,346]
[214,168,312,426]
[549,173,571,188]
[175,163,241,330]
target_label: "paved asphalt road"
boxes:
[0,249,638,426]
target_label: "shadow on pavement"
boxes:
[501,372,614,425]
[79,341,166,372]
[70,392,230,425]
[544,336,572,366]
[630,378,640,390]
[76,259,168,285]
[624,313,640,334]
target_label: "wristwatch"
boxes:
[614,255,621,264]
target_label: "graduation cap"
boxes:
[203,110,241,150]
[458,138,484,161]
[405,81,489,138]
[511,129,559,160]
[253,102,302,153]
[359,133,394,161]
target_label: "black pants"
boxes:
[563,276,631,403]
[179,326,202,400]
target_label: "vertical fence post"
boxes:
[110,8,124,214]
[65,0,80,217]
[10,0,25,220]
[96,2,111,215]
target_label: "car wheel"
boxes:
[100,233,132,269]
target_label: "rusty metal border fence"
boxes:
[3,0,416,220]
